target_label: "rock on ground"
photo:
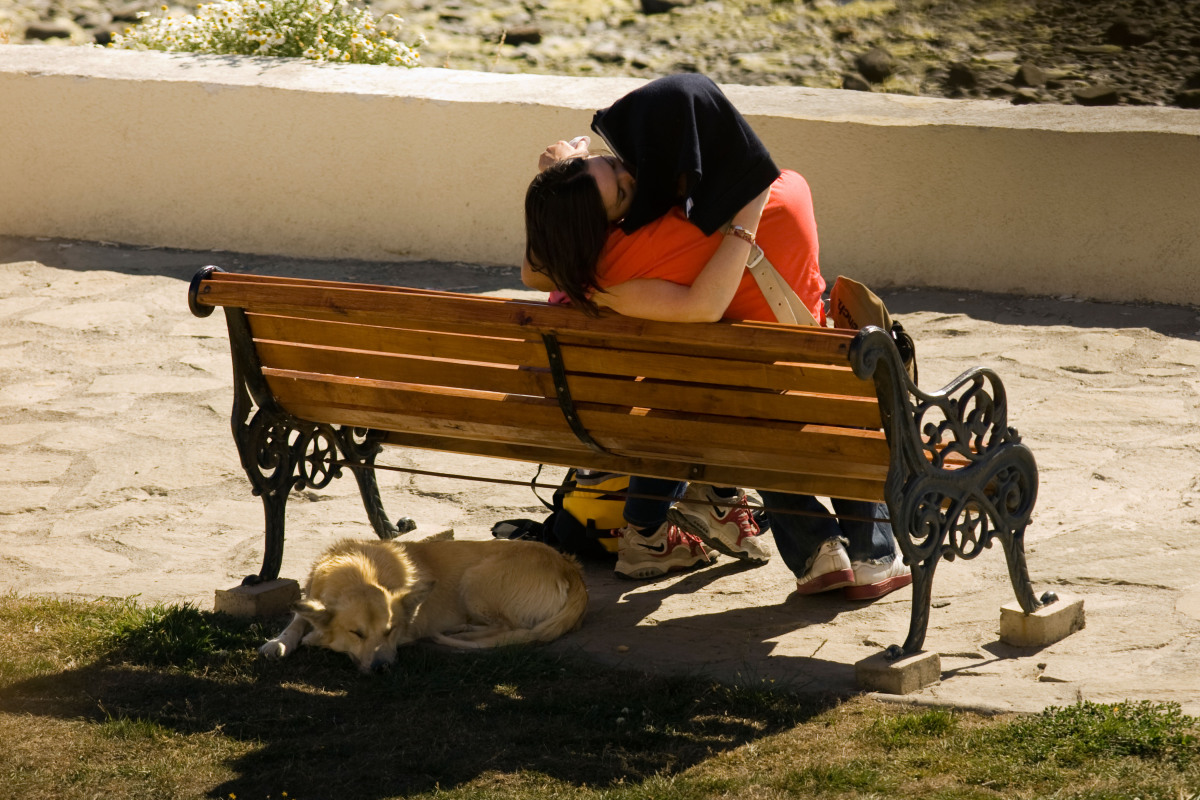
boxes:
[4,0,1200,108]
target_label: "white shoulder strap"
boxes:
[745,248,818,326]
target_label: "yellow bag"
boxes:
[560,469,628,554]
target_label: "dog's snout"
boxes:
[370,655,393,674]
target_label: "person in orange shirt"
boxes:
[521,76,910,601]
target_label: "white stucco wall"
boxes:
[2,46,1198,305]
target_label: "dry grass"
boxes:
[2,594,1199,800]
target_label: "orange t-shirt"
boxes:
[594,169,826,324]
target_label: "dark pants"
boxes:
[758,491,894,576]
[623,477,687,529]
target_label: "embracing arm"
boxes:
[596,185,771,323]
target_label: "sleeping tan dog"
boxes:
[259,537,587,672]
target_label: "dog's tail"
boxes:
[432,557,588,650]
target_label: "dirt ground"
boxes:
[2,235,1200,714]
[5,0,1200,107]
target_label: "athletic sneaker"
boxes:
[794,536,855,594]
[667,485,771,563]
[844,556,912,600]
[614,521,714,580]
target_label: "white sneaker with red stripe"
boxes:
[844,551,912,600]
[794,537,855,595]
[614,521,715,580]
[666,484,771,563]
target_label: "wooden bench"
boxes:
[188,265,1055,661]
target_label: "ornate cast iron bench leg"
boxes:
[851,326,1053,658]
[223,308,347,584]
[334,427,416,540]
[190,269,416,582]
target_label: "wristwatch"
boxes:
[727,225,764,268]
[727,225,756,245]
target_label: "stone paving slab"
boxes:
[2,235,1199,715]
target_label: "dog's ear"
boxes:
[400,579,435,621]
[293,598,334,627]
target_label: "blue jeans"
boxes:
[758,491,895,576]
[624,478,895,576]
[623,477,686,529]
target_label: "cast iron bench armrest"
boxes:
[852,327,1051,654]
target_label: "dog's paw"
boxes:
[259,639,289,659]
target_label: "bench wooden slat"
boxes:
[256,341,549,399]
[566,376,882,429]
[586,409,889,468]
[249,313,537,367]
[211,270,512,301]
[283,399,888,484]
[558,342,876,398]
[265,371,891,481]
[249,312,875,398]
[537,329,852,367]
[200,279,859,364]
[377,431,888,503]
[254,340,883,429]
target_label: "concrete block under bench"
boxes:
[1000,594,1086,648]
[215,578,301,618]
[856,650,941,695]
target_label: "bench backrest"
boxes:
[192,270,890,503]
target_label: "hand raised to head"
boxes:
[537,136,591,172]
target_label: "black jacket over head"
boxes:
[590,73,781,236]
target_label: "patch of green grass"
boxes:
[97,714,174,741]
[0,593,269,681]
[102,602,262,668]
[2,595,1200,800]
[867,707,958,748]
[774,760,885,793]
[0,593,141,681]
[985,700,1200,766]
